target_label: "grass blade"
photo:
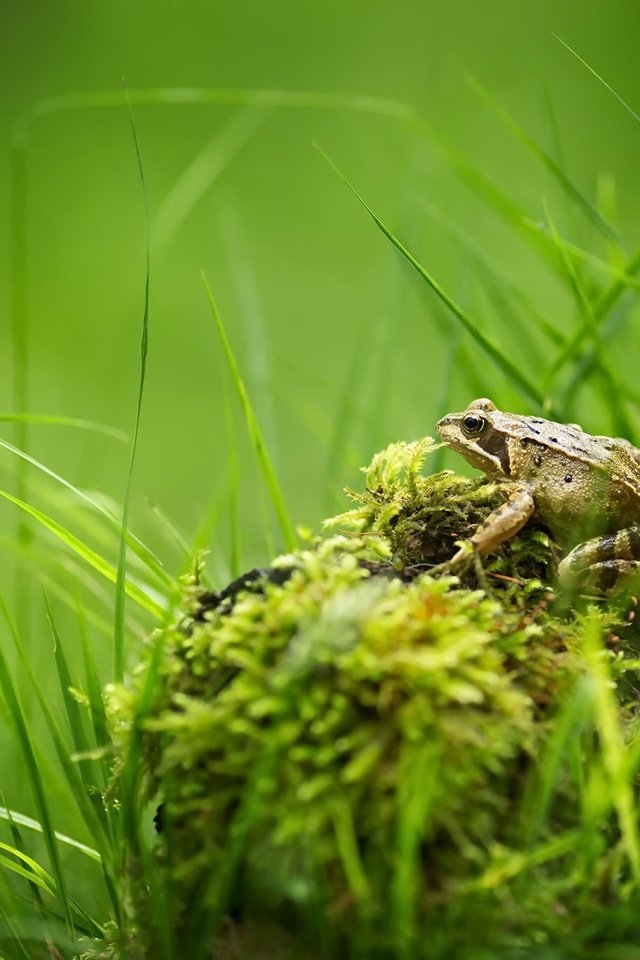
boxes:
[44,590,114,860]
[144,498,193,571]
[0,611,75,936]
[2,803,50,947]
[74,589,111,753]
[117,633,176,959]
[521,218,640,290]
[23,87,415,124]
[466,73,623,247]
[0,596,119,928]
[392,743,441,959]
[0,855,32,959]
[0,486,162,617]
[457,830,580,892]
[541,200,634,436]
[557,247,640,413]
[153,106,273,258]
[184,487,227,580]
[581,617,640,883]
[40,568,146,642]
[420,196,565,349]
[9,123,29,525]
[553,34,640,126]
[0,413,128,440]
[0,435,171,590]
[44,591,90,754]
[0,808,100,862]
[314,143,544,408]
[114,86,152,682]
[223,390,241,579]
[201,272,297,551]
[518,678,593,844]
[0,842,56,896]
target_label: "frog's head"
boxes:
[437,398,511,478]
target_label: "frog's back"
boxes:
[527,428,640,545]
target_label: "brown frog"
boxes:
[436,398,640,590]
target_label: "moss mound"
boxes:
[108,439,640,959]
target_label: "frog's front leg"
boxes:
[449,483,534,565]
[558,528,640,592]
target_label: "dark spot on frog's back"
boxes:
[520,437,544,467]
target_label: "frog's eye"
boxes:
[461,414,486,438]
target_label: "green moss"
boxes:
[106,439,640,959]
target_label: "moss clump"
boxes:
[326,437,555,582]
[107,438,640,959]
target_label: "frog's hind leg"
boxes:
[558,527,640,592]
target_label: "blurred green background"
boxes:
[1,0,640,575]
[0,0,640,937]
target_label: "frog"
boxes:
[436,397,640,591]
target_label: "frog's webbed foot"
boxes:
[558,527,640,594]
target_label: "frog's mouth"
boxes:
[436,415,511,478]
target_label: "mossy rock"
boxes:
[107,439,640,959]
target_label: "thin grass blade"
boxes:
[74,591,112,767]
[43,591,90,757]
[0,607,75,936]
[0,435,171,590]
[553,35,640,125]
[201,272,297,550]
[0,862,31,960]
[43,589,111,839]
[541,200,634,436]
[0,843,56,897]
[392,743,441,960]
[0,808,100,862]
[0,596,119,925]
[0,414,128,440]
[223,390,241,579]
[518,678,593,843]
[22,87,415,125]
[466,73,623,247]
[314,144,544,408]
[0,487,162,617]
[420,196,565,348]
[114,87,152,682]
[2,803,48,941]
[145,498,192,566]
[582,617,640,882]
